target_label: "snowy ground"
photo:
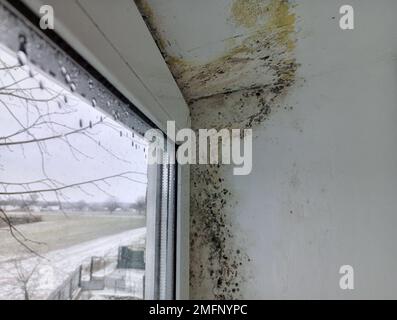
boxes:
[79,269,145,300]
[0,213,145,262]
[0,228,146,300]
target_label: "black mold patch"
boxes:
[134,0,299,299]
[190,164,250,299]
[188,82,297,298]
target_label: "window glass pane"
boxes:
[0,2,154,300]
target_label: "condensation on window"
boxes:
[0,1,151,136]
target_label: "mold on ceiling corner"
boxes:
[134,0,298,107]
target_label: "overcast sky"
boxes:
[0,45,148,204]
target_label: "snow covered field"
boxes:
[0,228,146,300]
[0,213,145,261]
[0,214,146,300]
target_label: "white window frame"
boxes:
[4,0,190,300]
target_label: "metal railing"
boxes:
[47,266,82,300]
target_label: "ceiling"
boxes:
[134,0,298,103]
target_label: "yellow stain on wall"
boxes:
[230,0,271,28]
[231,0,296,51]
[266,0,296,51]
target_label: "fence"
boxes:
[103,270,143,298]
[47,266,82,300]
[117,247,145,270]
[46,251,145,300]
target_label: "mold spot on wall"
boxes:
[190,163,251,299]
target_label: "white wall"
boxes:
[136,0,397,299]
[234,0,397,299]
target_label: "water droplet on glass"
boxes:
[61,66,67,75]
[39,80,45,90]
[18,34,27,52]
[112,110,119,121]
[92,98,97,108]
[65,74,71,83]
[70,83,76,92]
[17,50,28,66]
[88,79,94,89]
[64,95,68,103]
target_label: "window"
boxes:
[0,0,176,300]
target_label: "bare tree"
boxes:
[12,259,40,300]
[0,50,146,255]
[131,196,146,215]
[105,197,120,214]
[75,200,87,212]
